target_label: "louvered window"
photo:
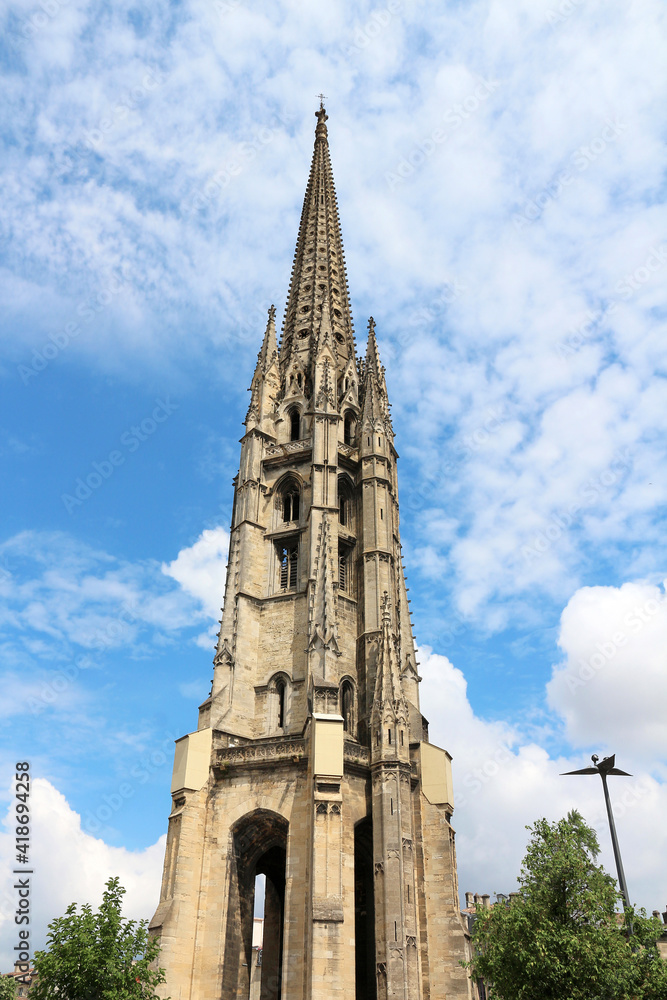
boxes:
[338,553,347,591]
[279,545,298,590]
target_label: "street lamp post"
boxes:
[561,754,633,928]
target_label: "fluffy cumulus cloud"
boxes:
[420,645,667,912]
[548,580,667,762]
[0,778,165,972]
[162,526,229,621]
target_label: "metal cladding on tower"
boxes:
[150,105,473,1000]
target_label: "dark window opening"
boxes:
[283,492,299,522]
[380,509,383,520]
[290,410,300,441]
[341,681,353,733]
[354,819,377,1000]
[388,728,392,745]
[276,680,285,729]
[344,414,355,445]
[390,797,394,815]
[339,496,347,526]
[400,730,404,746]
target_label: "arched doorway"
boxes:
[222,810,288,1000]
[354,817,377,1000]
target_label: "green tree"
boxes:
[0,975,17,1000]
[31,876,168,1000]
[467,810,667,1000]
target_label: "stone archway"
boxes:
[354,817,377,1000]
[222,810,288,1000]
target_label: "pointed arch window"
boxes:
[340,680,354,734]
[289,409,301,442]
[338,476,354,533]
[276,679,286,729]
[283,490,300,523]
[268,673,291,733]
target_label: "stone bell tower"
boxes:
[150,103,472,1000]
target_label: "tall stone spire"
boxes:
[280,102,356,372]
[151,106,473,1000]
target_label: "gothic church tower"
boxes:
[150,104,472,1000]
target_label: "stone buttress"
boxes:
[150,104,472,1000]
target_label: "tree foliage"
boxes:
[0,975,17,1000]
[31,877,168,1000]
[467,810,667,1000]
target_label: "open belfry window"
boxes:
[289,407,301,441]
[338,550,347,591]
[337,474,354,530]
[283,489,299,523]
[340,679,354,733]
[278,543,298,590]
[343,410,356,445]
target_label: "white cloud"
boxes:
[0,778,165,972]
[0,531,203,663]
[162,526,229,621]
[420,644,667,912]
[547,580,667,761]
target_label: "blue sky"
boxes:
[2,0,667,970]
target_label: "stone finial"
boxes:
[381,591,391,624]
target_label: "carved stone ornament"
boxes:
[316,802,329,815]
[376,963,387,978]
[402,837,413,851]
[406,935,417,948]
[374,861,384,876]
